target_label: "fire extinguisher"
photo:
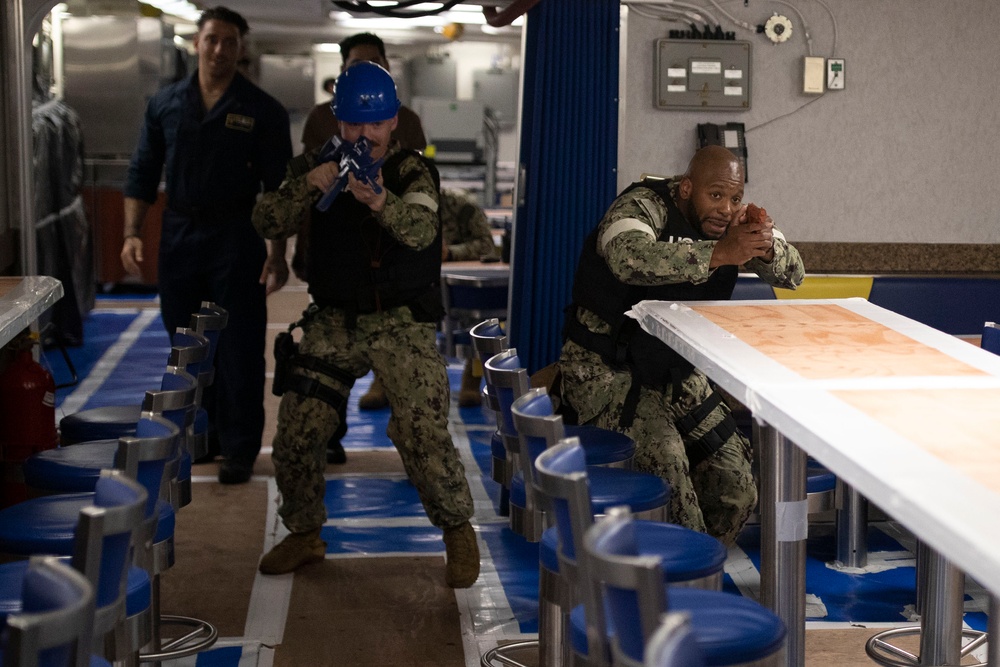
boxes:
[0,332,60,508]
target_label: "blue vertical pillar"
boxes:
[508,0,620,374]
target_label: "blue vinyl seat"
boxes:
[1,556,108,667]
[534,440,786,667]
[469,318,513,515]
[484,349,643,542]
[56,302,228,508]
[26,369,197,512]
[0,471,147,665]
[490,394,709,667]
[644,613,705,667]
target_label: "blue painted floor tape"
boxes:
[320,525,445,555]
[51,310,169,410]
[324,477,426,518]
[478,522,541,634]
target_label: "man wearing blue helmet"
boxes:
[252,61,480,588]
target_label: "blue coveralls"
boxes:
[124,70,292,469]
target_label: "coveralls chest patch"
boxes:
[226,114,255,132]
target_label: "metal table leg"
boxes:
[989,595,999,667]
[757,420,807,667]
[835,480,869,569]
[918,547,964,665]
[866,545,977,666]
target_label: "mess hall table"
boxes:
[0,276,64,349]
[440,261,509,356]
[629,298,1000,667]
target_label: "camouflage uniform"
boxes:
[559,179,805,546]
[253,144,474,534]
[440,189,499,261]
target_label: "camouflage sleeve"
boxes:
[744,230,805,289]
[441,191,498,261]
[599,187,716,287]
[375,154,440,250]
[251,152,320,241]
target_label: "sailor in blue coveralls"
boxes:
[121,5,292,484]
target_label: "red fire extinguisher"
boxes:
[0,332,59,508]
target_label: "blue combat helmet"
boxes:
[332,61,401,124]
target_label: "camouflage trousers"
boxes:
[559,340,756,546]
[272,305,474,533]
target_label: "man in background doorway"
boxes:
[300,32,427,153]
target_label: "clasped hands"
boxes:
[712,203,776,266]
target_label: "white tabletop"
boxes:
[630,297,1000,595]
[0,276,64,349]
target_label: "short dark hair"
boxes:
[339,33,387,65]
[322,77,337,94]
[198,6,250,37]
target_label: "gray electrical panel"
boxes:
[655,39,751,111]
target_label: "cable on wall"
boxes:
[623,1,721,29]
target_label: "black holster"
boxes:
[271,307,356,412]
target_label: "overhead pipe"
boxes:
[482,0,543,27]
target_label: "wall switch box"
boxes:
[803,56,825,94]
[827,58,845,90]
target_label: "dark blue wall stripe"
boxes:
[510,0,620,374]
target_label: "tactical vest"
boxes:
[566,178,737,390]
[306,149,444,322]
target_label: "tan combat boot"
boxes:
[443,521,480,588]
[457,358,482,408]
[259,529,326,575]
[358,375,389,410]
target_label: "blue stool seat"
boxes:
[23,440,191,503]
[510,473,527,507]
[22,440,118,493]
[125,565,151,617]
[633,522,728,583]
[500,427,632,468]
[540,526,560,574]
[807,471,836,494]
[511,468,669,514]
[587,467,670,513]
[0,560,31,623]
[491,431,506,461]
[565,425,634,465]
[154,500,175,544]
[59,405,142,445]
[0,493,93,555]
[0,559,151,623]
[570,588,786,666]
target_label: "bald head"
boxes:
[684,145,743,184]
[677,145,745,239]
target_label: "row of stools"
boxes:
[0,302,228,666]
[470,318,786,667]
[473,317,1000,667]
